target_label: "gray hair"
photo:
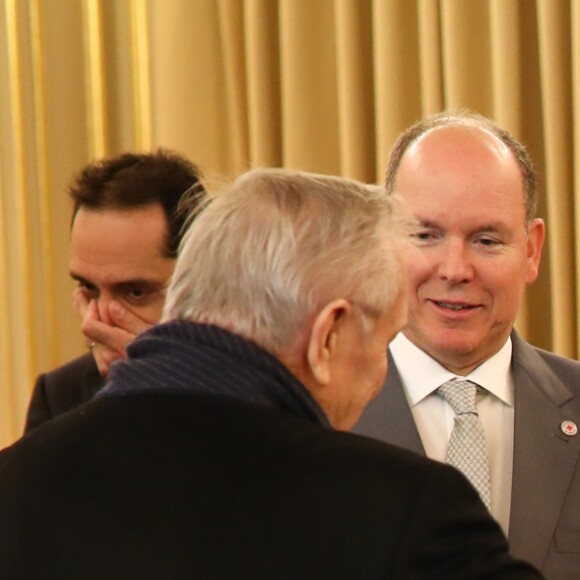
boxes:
[163,168,407,353]
[386,110,538,223]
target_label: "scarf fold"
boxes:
[98,320,330,427]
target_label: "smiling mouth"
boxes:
[434,301,476,311]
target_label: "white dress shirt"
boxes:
[390,332,514,534]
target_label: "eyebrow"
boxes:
[416,220,439,228]
[478,224,506,232]
[416,220,506,232]
[69,272,167,292]
[70,272,92,286]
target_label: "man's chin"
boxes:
[406,329,484,366]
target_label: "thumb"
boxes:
[73,287,91,318]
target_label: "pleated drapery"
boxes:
[1,0,578,446]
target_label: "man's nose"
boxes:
[436,241,474,283]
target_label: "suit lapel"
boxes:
[79,354,106,401]
[508,333,580,566]
[353,349,425,455]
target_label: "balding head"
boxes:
[386,111,537,223]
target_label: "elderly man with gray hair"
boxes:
[0,169,541,579]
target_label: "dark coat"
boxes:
[0,322,542,580]
[24,353,104,433]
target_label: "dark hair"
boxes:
[69,149,207,257]
[385,110,538,223]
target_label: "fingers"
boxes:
[83,301,153,354]
[73,287,91,319]
[83,318,134,358]
[89,341,122,378]
[76,295,155,377]
[79,300,102,338]
[108,301,154,336]
[83,320,133,378]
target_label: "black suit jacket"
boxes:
[354,331,580,579]
[24,353,104,433]
[0,393,541,580]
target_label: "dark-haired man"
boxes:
[24,149,207,432]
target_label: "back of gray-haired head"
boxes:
[163,168,406,353]
[386,110,538,223]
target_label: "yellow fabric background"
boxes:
[1,0,578,447]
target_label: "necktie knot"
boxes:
[437,379,478,416]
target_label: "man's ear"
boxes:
[525,218,545,284]
[306,299,351,386]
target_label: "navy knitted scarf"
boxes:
[98,320,330,427]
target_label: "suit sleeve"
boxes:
[23,374,52,434]
[394,462,543,579]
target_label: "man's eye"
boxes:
[411,230,436,242]
[476,237,500,247]
[78,282,99,298]
[126,289,147,301]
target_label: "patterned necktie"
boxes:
[437,379,492,511]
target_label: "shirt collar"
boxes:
[390,332,514,407]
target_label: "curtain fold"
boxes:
[335,0,375,181]
[573,0,580,351]
[1,0,579,446]
[372,0,422,178]
[489,0,522,126]
[3,0,36,439]
[244,0,282,167]
[442,1,493,112]
[280,0,340,173]
[218,0,249,173]
[537,0,576,356]
[417,0,444,116]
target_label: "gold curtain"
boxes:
[0,0,577,447]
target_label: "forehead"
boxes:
[70,205,172,284]
[402,124,517,178]
[396,125,527,223]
